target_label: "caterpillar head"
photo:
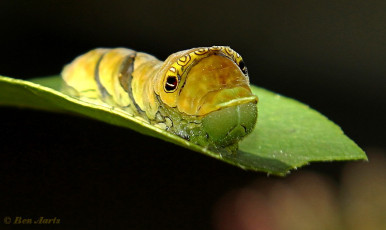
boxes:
[155,46,258,148]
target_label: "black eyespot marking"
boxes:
[238,60,248,75]
[239,60,245,69]
[165,76,178,92]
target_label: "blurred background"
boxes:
[0,0,384,229]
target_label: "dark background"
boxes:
[0,1,385,229]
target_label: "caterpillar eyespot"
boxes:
[61,46,258,153]
[165,76,178,92]
[238,60,248,75]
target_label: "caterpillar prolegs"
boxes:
[61,46,258,153]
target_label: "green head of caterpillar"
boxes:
[156,46,258,149]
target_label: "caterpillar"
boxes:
[61,46,258,153]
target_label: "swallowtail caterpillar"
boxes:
[61,46,258,153]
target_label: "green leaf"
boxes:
[0,75,367,175]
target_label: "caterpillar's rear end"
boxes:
[62,46,258,153]
[62,48,161,119]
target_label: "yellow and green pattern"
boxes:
[62,46,258,152]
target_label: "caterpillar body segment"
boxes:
[61,46,258,152]
[62,48,161,118]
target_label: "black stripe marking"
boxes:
[94,53,111,99]
[128,78,146,115]
[119,53,136,92]
[125,54,146,115]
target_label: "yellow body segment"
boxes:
[131,53,163,119]
[62,49,108,99]
[61,46,258,151]
[97,48,134,106]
